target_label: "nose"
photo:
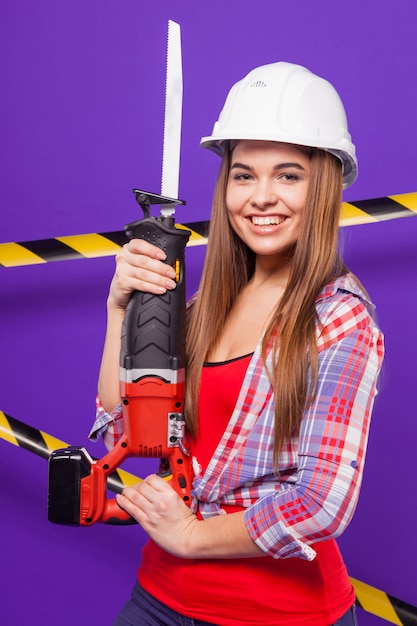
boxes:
[250,179,278,209]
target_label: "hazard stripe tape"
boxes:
[1,193,417,268]
[0,411,140,493]
[1,411,417,623]
[352,577,417,625]
[0,223,209,268]
[341,192,417,226]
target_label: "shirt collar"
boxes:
[315,273,374,310]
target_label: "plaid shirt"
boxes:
[89,274,384,561]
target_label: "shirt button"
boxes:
[351,460,358,469]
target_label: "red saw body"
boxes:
[48,196,194,525]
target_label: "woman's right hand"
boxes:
[107,238,178,311]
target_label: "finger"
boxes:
[120,247,177,284]
[113,260,176,298]
[119,269,176,296]
[128,261,177,286]
[124,476,179,512]
[115,492,147,524]
[126,238,167,260]
[121,483,155,506]
[143,473,173,494]
[132,475,172,503]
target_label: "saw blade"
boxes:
[161,20,183,216]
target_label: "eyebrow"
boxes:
[230,161,306,171]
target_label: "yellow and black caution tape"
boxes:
[352,577,417,625]
[0,222,209,268]
[1,192,417,268]
[1,411,417,623]
[340,191,417,226]
[0,410,141,493]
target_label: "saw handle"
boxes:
[121,216,190,372]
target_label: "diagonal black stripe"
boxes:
[351,197,415,221]
[20,238,84,262]
[388,594,417,624]
[184,220,210,238]
[5,414,50,459]
[107,470,126,494]
[101,230,129,246]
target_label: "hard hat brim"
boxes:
[200,136,358,189]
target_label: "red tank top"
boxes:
[138,355,354,625]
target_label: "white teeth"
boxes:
[251,215,285,226]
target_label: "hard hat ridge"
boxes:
[201,62,358,188]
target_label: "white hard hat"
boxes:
[201,62,357,188]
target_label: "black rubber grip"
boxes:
[121,217,191,374]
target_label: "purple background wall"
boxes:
[1,2,416,624]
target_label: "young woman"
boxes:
[90,62,384,625]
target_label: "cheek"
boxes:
[226,207,239,234]
[225,194,238,220]
[288,188,308,215]
[225,200,242,236]
[225,187,247,217]
[225,186,235,210]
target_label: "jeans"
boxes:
[333,604,358,626]
[113,581,359,626]
[113,582,214,626]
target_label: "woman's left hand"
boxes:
[116,474,199,558]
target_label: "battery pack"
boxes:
[48,447,92,525]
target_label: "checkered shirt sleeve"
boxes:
[88,396,124,451]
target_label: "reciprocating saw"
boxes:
[47,190,194,525]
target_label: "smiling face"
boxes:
[226,140,311,268]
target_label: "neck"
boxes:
[251,254,292,290]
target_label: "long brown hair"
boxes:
[185,143,348,460]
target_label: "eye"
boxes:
[231,172,253,182]
[278,173,300,182]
